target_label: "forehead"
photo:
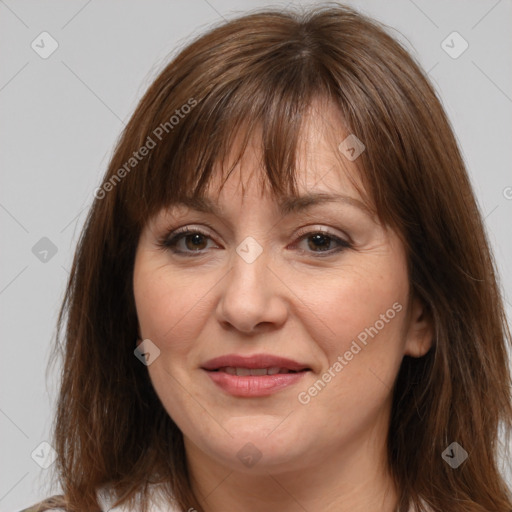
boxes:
[169,190,373,220]
[198,100,370,212]
[140,95,377,229]
[166,149,374,228]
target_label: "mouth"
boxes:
[212,366,305,376]
[201,354,311,397]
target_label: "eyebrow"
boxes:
[173,192,372,217]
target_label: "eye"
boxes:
[291,228,352,257]
[158,225,352,257]
[158,226,219,256]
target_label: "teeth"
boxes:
[250,368,268,376]
[220,367,294,376]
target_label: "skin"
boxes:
[133,100,433,512]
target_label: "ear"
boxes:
[404,296,434,358]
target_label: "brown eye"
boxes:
[293,230,352,257]
[307,233,334,251]
[160,228,217,255]
[182,233,209,251]
[159,227,351,258]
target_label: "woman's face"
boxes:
[133,103,432,475]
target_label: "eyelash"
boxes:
[157,225,352,258]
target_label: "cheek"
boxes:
[311,261,409,355]
[133,257,207,353]
[133,258,222,442]
[301,254,409,413]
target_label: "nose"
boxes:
[215,244,289,334]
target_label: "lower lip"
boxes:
[204,370,308,397]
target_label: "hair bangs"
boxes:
[119,27,339,230]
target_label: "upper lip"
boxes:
[201,354,310,372]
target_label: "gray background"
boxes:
[1,0,511,509]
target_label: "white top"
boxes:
[96,484,180,511]
[35,483,431,511]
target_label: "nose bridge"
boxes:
[211,165,291,330]
[229,234,271,301]
[235,234,266,266]
[216,234,287,332]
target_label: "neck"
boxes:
[185,429,398,512]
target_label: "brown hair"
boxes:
[37,4,511,512]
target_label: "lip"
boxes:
[202,354,309,372]
[201,354,311,397]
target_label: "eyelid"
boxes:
[158,223,353,258]
[164,223,350,242]
[291,226,352,257]
[156,223,221,255]
[294,225,351,243]
[165,223,217,238]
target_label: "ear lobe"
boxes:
[404,296,434,358]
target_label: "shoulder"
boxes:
[98,483,181,512]
[19,483,180,512]
[18,495,68,512]
[410,499,435,512]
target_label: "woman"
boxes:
[23,4,512,512]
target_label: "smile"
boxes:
[201,354,311,397]
[217,366,300,376]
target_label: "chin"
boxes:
[188,418,317,474]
